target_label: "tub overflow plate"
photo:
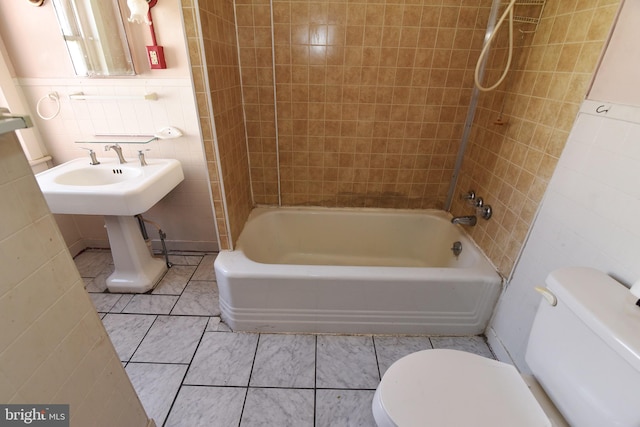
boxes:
[451,241,462,257]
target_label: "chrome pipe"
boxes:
[445,0,503,211]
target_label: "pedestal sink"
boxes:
[36,157,184,293]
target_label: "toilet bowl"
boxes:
[372,349,552,427]
[372,267,640,427]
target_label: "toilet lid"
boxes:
[377,349,551,427]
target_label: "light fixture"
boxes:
[126,0,151,25]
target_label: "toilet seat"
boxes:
[372,349,551,427]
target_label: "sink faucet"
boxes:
[105,144,126,164]
[451,215,477,226]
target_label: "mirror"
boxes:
[51,0,135,76]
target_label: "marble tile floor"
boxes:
[77,249,495,427]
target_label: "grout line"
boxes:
[269,0,282,206]
[232,0,256,208]
[313,334,317,427]
[125,361,190,366]
[124,314,159,364]
[161,313,209,427]
[238,333,261,426]
[112,312,213,317]
[314,387,379,391]
[247,333,261,388]
[372,335,381,381]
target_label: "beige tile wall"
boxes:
[187,0,620,255]
[236,0,280,205]
[237,0,495,208]
[183,0,254,248]
[0,132,149,426]
[451,0,621,276]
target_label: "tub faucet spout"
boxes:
[451,215,477,226]
[105,144,127,164]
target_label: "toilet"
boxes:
[372,267,640,426]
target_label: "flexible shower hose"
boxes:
[474,0,517,92]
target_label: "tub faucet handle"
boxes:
[478,204,492,220]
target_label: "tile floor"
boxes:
[78,249,495,427]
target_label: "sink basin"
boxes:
[36,157,184,215]
[54,166,142,186]
[36,157,185,293]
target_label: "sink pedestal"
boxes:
[104,215,167,293]
[35,157,184,293]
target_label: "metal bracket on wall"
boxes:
[511,0,547,33]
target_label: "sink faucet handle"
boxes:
[79,147,100,165]
[138,149,150,166]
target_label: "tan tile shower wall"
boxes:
[182,2,229,249]
[451,0,620,276]
[236,0,280,205]
[186,0,254,247]
[237,0,494,208]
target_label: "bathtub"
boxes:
[214,207,502,335]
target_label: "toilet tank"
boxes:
[526,267,640,427]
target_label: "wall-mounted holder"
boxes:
[36,92,61,120]
[69,92,158,101]
[74,127,183,145]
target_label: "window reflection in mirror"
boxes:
[51,0,135,76]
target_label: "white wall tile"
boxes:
[491,102,640,372]
[0,182,30,240]
[0,133,148,425]
[17,78,218,251]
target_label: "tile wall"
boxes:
[185,0,254,248]
[488,100,640,372]
[451,0,620,276]
[0,131,150,426]
[236,0,280,205]
[17,78,218,253]
[237,0,495,208]
[0,0,219,253]
[188,0,620,255]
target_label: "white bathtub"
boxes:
[214,207,502,335]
